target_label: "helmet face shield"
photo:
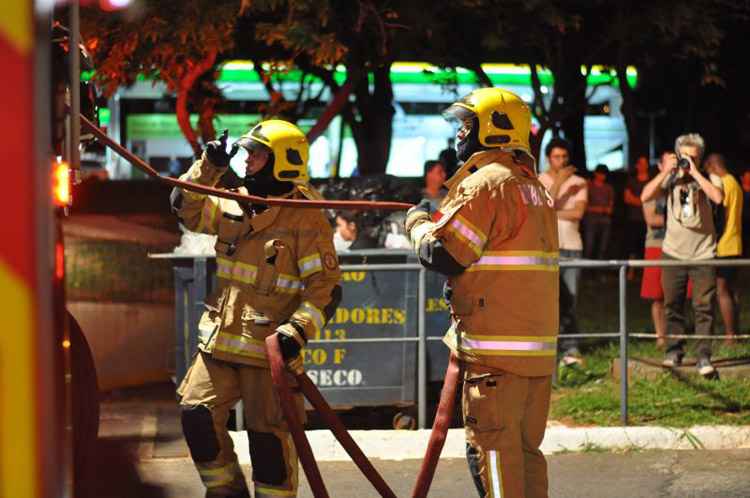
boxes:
[229,144,249,176]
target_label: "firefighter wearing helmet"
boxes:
[405,88,559,498]
[171,119,342,498]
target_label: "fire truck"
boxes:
[1,1,126,497]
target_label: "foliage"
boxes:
[82,0,750,173]
[81,0,237,153]
[82,1,235,93]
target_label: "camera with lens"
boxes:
[677,157,691,171]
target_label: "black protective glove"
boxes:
[442,280,453,304]
[205,129,239,168]
[404,199,433,234]
[277,331,302,362]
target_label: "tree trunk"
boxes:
[555,60,588,170]
[353,63,394,176]
[616,62,643,168]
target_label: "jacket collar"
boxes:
[444,149,534,190]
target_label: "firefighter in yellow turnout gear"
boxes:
[171,120,342,498]
[406,88,559,498]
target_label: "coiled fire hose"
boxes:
[266,334,461,498]
[80,115,414,211]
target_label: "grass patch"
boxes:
[551,341,750,427]
[550,269,750,427]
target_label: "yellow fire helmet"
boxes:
[236,119,310,183]
[443,87,532,155]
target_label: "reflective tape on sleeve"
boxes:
[298,253,323,278]
[294,301,325,336]
[276,274,303,294]
[447,214,487,257]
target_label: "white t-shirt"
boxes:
[539,172,588,251]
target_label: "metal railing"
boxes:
[561,258,750,426]
[313,258,750,429]
[156,252,750,429]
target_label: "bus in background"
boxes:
[90,61,636,180]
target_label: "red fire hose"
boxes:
[80,115,413,211]
[411,353,460,498]
[265,334,461,497]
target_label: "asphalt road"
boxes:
[91,448,750,498]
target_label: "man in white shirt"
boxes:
[539,138,588,366]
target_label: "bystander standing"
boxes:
[421,160,448,211]
[624,156,650,279]
[640,151,674,348]
[741,169,750,255]
[584,164,614,261]
[641,133,724,377]
[705,153,743,343]
[539,138,588,365]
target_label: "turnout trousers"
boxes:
[178,352,306,498]
[463,362,552,498]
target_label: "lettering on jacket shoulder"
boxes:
[517,183,554,208]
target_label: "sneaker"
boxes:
[561,348,584,367]
[662,350,684,368]
[696,357,716,378]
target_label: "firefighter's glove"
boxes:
[404,199,432,235]
[205,129,239,168]
[277,323,305,362]
[442,281,453,304]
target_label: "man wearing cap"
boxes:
[170,121,342,498]
[405,88,559,498]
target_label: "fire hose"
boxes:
[80,115,414,211]
[266,334,461,498]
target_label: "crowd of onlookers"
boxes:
[542,134,744,378]
[326,134,745,377]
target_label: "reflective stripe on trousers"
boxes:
[460,335,557,357]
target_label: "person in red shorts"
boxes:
[641,151,672,348]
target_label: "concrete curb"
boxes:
[229,425,750,463]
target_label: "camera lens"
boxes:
[677,158,690,169]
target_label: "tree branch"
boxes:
[177,49,217,156]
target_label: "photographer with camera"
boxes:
[641,133,724,377]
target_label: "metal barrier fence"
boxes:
[325,258,750,429]
[157,253,750,430]
[565,258,750,426]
